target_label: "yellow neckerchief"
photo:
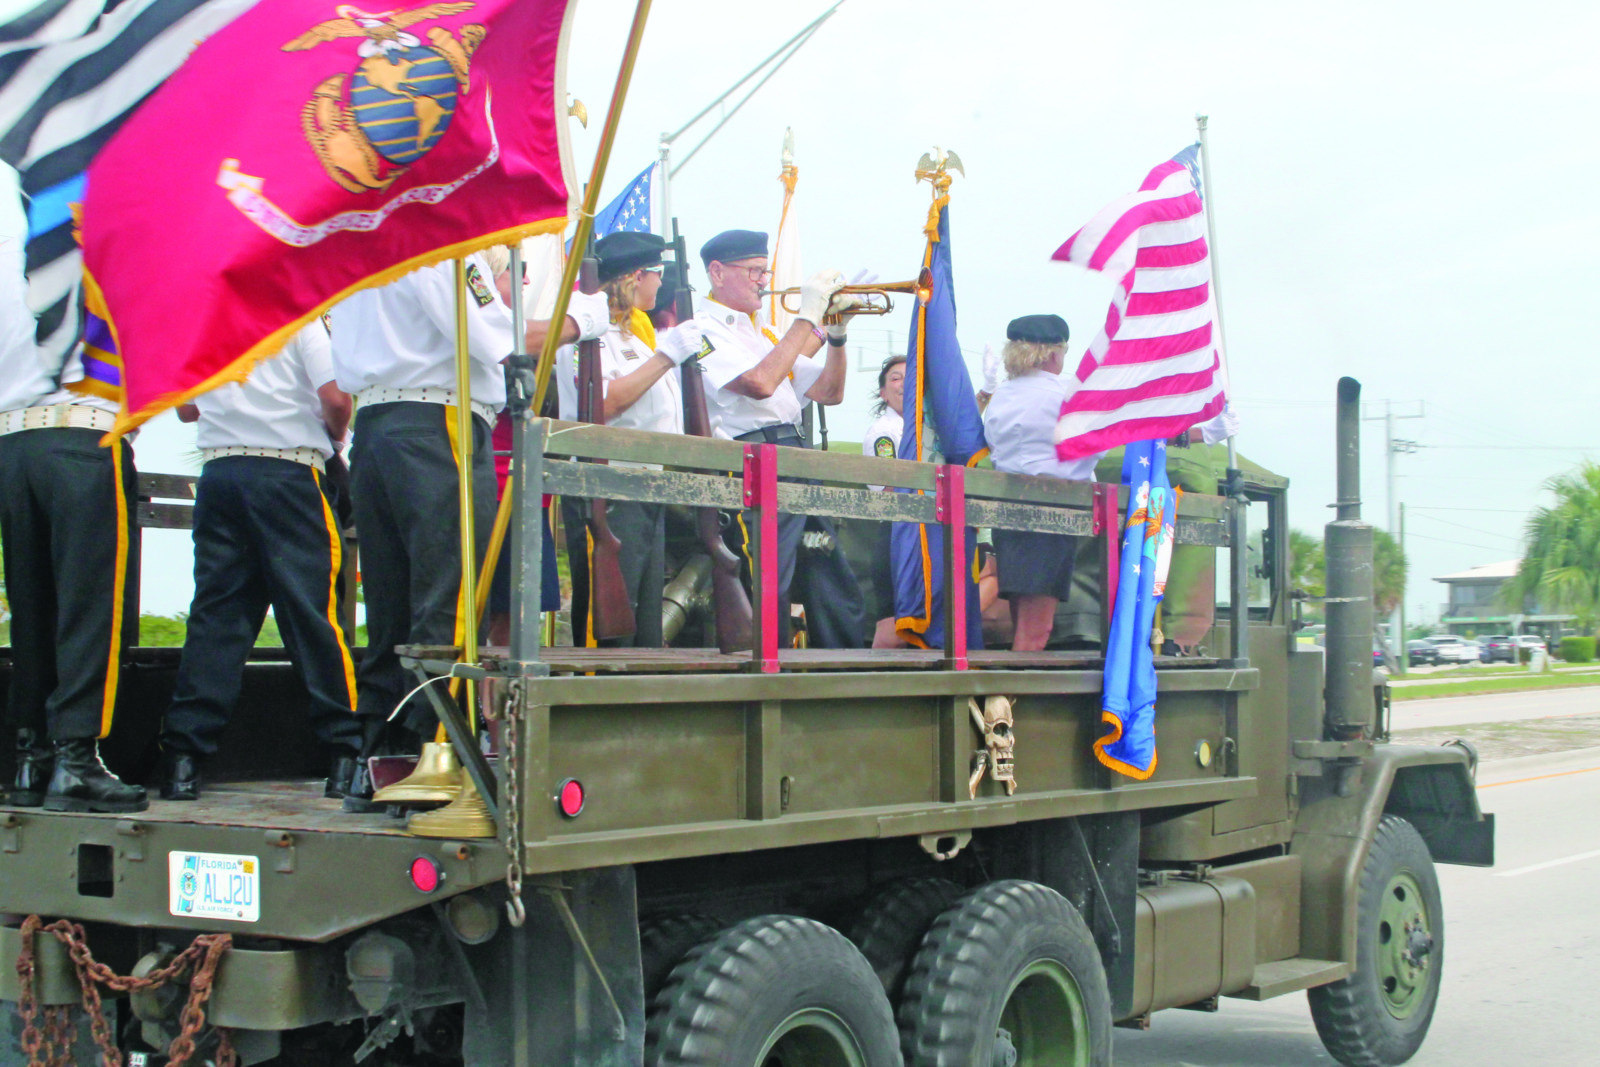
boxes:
[625,306,656,350]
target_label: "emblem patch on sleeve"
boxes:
[873,436,897,459]
[697,336,715,359]
[465,263,494,307]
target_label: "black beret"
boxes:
[699,229,769,269]
[1006,314,1070,345]
[659,258,694,294]
[595,231,666,282]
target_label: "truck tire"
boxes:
[1309,814,1444,1067]
[638,913,721,1005]
[898,879,1112,1067]
[847,878,965,1000]
[647,915,901,1067]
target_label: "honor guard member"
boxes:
[329,253,606,806]
[555,231,693,647]
[0,281,144,812]
[158,321,363,801]
[863,355,907,647]
[664,228,866,649]
[982,314,1101,651]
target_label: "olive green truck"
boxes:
[1,377,1492,1067]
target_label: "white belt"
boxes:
[355,386,497,427]
[201,445,327,473]
[0,403,118,438]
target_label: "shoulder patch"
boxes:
[873,436,897,459]
[465,263,494,307]
[697,335,715,359]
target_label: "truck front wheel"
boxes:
[898,879,1112,1067]
[1309,814,1444,1067]
[646,914,901,1067]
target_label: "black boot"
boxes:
[11,728,54,807]
[42,738,149,813]
[341,759,382,812]
[160,752,201,802]
[325,754,359,799]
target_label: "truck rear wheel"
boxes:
[639,912,721,1004]
[1309,814,1444,1067]
[898,879,1112,1067]
[847,877,965,1000]
[647,914,901,1067]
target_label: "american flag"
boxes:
[593,162,658,236]
[1051,145,1235,460]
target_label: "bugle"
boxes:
[762,267,932,322]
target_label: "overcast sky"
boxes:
[6,0,1597,623]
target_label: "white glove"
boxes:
[982,343,1000,393]
[565,290,611,342]
[826,320,849,342]
[848,270,879,285]
[797,268,845,326]
[655,324,702,366]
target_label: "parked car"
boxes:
[1425,635,1480,665]
[1480,635,1517,663]
[1407,639,1441,667]
[1516,635,1549,654]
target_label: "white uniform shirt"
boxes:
[983,368,1100,481]
[862,408,903,492]
[0,236,119,415]
[555,319,682,469]
[195,323,338,458]
[664,297,823,439]
[328,254,512,409]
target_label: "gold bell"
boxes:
[406,771,495,839]
[373,742,463,805]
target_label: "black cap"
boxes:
[595,231,666,282]
[1006,314,1070,345]
[699,229,768,269]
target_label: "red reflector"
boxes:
[409,856,442,893]
[556,779,585,818]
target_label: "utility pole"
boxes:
[1364,400,1423,668]
[1398,502,1407,671]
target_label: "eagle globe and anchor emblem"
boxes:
[282,3,487,193]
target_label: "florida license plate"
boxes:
[168,851,260,922]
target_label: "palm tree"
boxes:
[1504,462,1600,626]
[1373,528,1407,618]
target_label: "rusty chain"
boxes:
[14,916,234,1067]
[501,677,526,927]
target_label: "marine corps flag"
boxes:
[78,0,576,432]
[891,155,986,650]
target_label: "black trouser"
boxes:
[0,426,136,741]
[349,402,494,734]
[726,426,865,649]
[162,457,362,758]
[563,497,665,648]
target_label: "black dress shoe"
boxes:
[325,755,359,799]
[160,752,201,801]
[11,728,54,807]
[341,759,384,813]
[42,739,149,813]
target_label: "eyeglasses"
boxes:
[641,265,664,276]
[720,264,772,283]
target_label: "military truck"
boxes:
[1,377,1492,1067]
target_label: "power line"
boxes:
[1405,530,1510,553]
[1409,512,1520,542]
[1407,506,1529,513]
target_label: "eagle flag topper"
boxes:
[79,0,575,433]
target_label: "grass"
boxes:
[1390,672,1600,701]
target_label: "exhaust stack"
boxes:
[1324,377,1375,740]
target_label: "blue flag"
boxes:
[890,201,986,650]
[1095,439,1179,779]
[594,163,658,235]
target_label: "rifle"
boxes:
[672,218,753,653]
[577,251,636,641]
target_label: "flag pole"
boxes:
[532,0,655,416]
[1195,113,1237,470]
[453,259,479,723]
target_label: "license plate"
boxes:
[168,851,260,922]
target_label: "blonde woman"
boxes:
[982,315,1101,651]
[555,231,694,647]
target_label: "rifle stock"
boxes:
[577,255,636,641]
[672,218,753,653]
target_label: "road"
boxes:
[1390,684,1600,730]
[1114,740,1600,1066]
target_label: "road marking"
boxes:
[1477,765,1600,789]
[1495,847,1600,878]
